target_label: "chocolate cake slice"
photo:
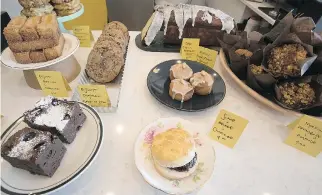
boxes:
[24,96,86,144]
[1,127,66,177]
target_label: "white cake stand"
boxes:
[57,3,85,33]
[1,33,81,89]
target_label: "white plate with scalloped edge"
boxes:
[134,117,216,194]
[1,102,103,195]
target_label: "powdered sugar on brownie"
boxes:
[33,97,71,132]
[8,133,49,160]
[28,96,72,132]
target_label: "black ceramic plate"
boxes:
[147,59,226,111]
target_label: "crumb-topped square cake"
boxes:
[24,96,86,144]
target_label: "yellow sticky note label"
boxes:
[209,109,249,148]
[180,38,200,61]
[77,85,111,107]
[287,116,304,130]
[141,12,155,41]
[285,115,322,157]
[73,26,91,47]
[196,46,218,68]
[35,71,69,97]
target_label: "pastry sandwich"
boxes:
[3,14,65,64]
[18,0,54,17]
[51,0,82,16]
[151,128,198,180]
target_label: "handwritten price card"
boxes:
[180,38,200,61]
[209,109,249,148]
[77,85,111,107]
[285,115,322,157]
[73,26,91,47]
[35,71,70,97]
[196,46,218,68]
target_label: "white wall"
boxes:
[207,0,247,23]
[1,0,22,17]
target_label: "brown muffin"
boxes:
[169,62,193,80]
[278,82,315,108]
[190,71,214,95]
[169,79,194,102]
[268,44,307,77]
[250,64,265,75]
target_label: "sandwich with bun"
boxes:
[151,128,198,180]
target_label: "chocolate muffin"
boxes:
[268,44,307,77]
[1,127,66,177]
[24,96,86,144]
[278,82,315,108]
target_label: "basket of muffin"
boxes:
[218,13,322,116]
[169,62,214,102]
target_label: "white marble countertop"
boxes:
[240,0,276,25]
[1,31,322,195]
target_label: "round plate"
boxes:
[1,102,103,195]
[134,117,215,194]
[1,33,80,70]
[147,59,226,111]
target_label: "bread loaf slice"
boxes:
[13,52,32,64]
[86,41,124,83]
[37,14,60,39]
[30,50,47,63]
[3,16,27,42]
[20,16,42,41]
[44,34,65,60]
[103,21,129,43]
[8,32,60,52]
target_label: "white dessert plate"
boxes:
[1,33,80,70]
[134,117,215,194]
[1,102,103,195]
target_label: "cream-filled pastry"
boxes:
[151,128,198,180]
[169,62,193,80]
[190,71,214,95]
[169,79,194,102]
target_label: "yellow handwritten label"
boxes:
[73,26,91,47]
[209,109,249,148]
[141,12,155,41]
[77,85,111,107]
[35,71,69,97]
[287,116,304,130]
[180,38,200,61]
[196,46,218,69]
[285,115,322,157]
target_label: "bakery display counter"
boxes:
[2,31,322,195]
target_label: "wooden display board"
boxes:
[63,0,108,30]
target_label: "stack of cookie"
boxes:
[18,0,54,17]
[51,0,82,16]
[3,14,65,64]
[86,21,129,83]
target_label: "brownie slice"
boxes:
[1,127,66,177]
[24,96,86,144]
